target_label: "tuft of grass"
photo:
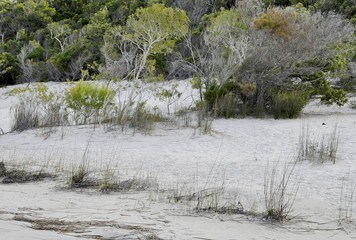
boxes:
[0,162,55,184]
[339,172,356,225]
[69,163,94,188]
[264,162,299,222]
[297,123,339,164]
[0,162,5,177]
[68,142,95,188]
[349,100,356,109]
[11,101,39,132]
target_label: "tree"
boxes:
[102,4,189,83]
[0,51,18,85]
[48,22,72,53]
[179,9,249,101]
[240,5,354,113]
[172,0,236,26]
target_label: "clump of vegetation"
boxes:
[349,100,356,109]
[204,81,240,118]
[65,80,115,124]
[297,124,339,164]
[271,90,310,119]
[0,162,54,184]
[338,172,356,225]
[69,162,95,188]
[264,162,299,222]
[11,83,65,132]
[0,162,6,177]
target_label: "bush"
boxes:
[11,101,39,132]
[65,80,115,124]
[11,83,66,132]
[271,90,309,119]
[311,78,348,106]
[204,81,240,118]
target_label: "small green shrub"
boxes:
[65,80,115,124]
[271,91,309,119]
[7,86,33,96]
[129,102,161,134]
[311,78,348,106]
[204,81,240,118]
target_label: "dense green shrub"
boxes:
[312,79,348,106]
[0,52,19,86]
[65,80,115,123]
[271,90,310,119]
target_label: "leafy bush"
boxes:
[271,90,309,119]
[204,81,240,118]
[312,79,348,106]
[65,80,115,124]
[0,52,19,86]
[254,8,300,40]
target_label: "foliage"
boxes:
[297,124,339,164]
[204,81,240,118]
[271,90,310,119]
[254,8,302,40]
[0,52,18,85]
[311,79,348,106]
[119,4,189,82]
[155,83,182,114]
[11,83,64,131]
[264,162,299,222]
[125,4,189,55]
[65,80,115,121]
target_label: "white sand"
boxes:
[0,81,356,239]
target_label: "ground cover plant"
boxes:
[0,162,54,184]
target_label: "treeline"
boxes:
[0,0,235,85]
[0,0,355,117]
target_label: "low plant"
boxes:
[0,162,54,184]
[271,90,309,119]
[11,83,66,132]
[108,101,163,135]
[11,100,39,132]
[69,163,92,188]
[65,80,116,124]
[169,182,196,203]
[339,172,356,225]
[68,142,95,188]
[264,162,299,222]
[204,81,240,118]
[349,100,356,109]
[155,83,182,115]
[195,101,214,135]
[100,165,119,193]
[297,124,339,164]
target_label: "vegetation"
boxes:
[297,124,340,164]
[264,162,299,221]
[1,0,355,120]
